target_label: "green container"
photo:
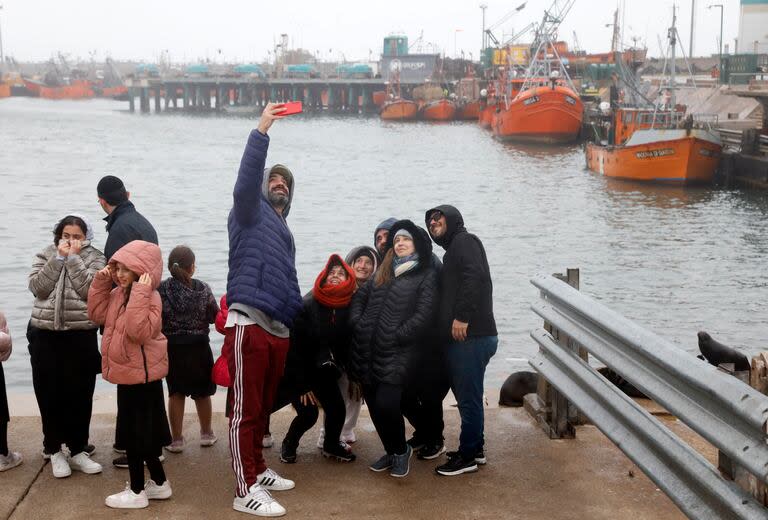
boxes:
[383,36,408,57]
[721,54,758,85]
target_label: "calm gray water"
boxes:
[1,97,767,392]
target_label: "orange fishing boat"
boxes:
[584,11,722,185]
[25,78,94,100]
[421,99,456,121]
[478,99,495,128]
[381,99,419,120]
[493,82,583,143]
[0,82,10,99]
[457,100,480,120]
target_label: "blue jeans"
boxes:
[446,336,498,457]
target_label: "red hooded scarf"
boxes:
[313,254,356,309]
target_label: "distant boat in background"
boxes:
[421,98,456,121]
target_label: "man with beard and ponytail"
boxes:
[425,205,497,477]
[224,103,303,517]
[277,255,358,464]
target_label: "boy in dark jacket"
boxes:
[425,205,497,477]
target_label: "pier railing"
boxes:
[719,128,768,155]
[527,273,768,519]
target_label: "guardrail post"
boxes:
[719,355,768,506]
[525,268,582,438]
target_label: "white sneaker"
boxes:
[316,428,325,449]
[256,468,294,491]
[0,451,23,472]
[233,485,286,517]
[164,437,185,453]
[105,484,149,509]
[262,434,274,448]
[200,432,218,447]
[144,479,172,500]
[69,452,103,474]
[51,451,71,478]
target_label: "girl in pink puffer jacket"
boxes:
[87,240,172,509]
[0,311,23,472]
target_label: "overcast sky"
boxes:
[1,0,740,64]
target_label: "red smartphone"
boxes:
[279,101,303,116]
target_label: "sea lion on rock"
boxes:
[697,331,750,371]
[499,371,538,407]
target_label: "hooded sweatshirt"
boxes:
[345,245,379,287]
[29,215,106,331]
[226,130,303,328]
[373,218,398,259]
[87,240,168,385]
[425,205,497,340]
[158,277,219,343]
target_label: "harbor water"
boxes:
[1,97,767,392]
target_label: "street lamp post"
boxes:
[708,4,723,83]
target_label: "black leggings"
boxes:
[28,328,99,455]
[402,353,451,445]
[285,371,345,451]
[128,450,165,494]
[0,422,8,456]
[364,383,406,455]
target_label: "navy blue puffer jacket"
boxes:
[225,130,303,326]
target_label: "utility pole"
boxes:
[0,5,5,72]
[480,4,488,53]
[708,4,723,84]
[689,0,695,58]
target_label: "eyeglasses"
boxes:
[428,211,443,223]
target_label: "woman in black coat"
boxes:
[275,254,358,464]
[348,219,438,478]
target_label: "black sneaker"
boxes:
[406,436,425,453]
[112,443,126,454]
[417,443,446,460]
[280,440,297,464]
[113,454,165,468]
[322,442,356,463]
[435,453,479,476]
[445,449,487,465]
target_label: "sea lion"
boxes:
[697,331,750,371]
[499,371,538,407]
[597,367,647,399]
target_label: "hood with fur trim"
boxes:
[385,219,433,269]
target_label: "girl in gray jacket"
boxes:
[0,310,22,471]
[28,214,106,478]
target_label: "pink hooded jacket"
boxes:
[0,311,11,363]
[87,240,168,385]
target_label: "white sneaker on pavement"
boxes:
[69,452,103,474]
[200,432,218,447]
[0,451,23,472]
[233,484,286,517]
[51,451,71,478]
[105,484,149,509]
[255,468,295,491]
[262,434,274,448]
[144,479,172,500]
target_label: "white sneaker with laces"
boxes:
[262,434,274,448]
[233,484,286,517]
[144,479,172,500]
[105,484,149,509]
[69,452,103,474]
[0,451,23,472]
[256,468,295,491]
[50,451,71,478]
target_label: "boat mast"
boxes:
[669,5,676,109]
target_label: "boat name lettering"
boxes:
[635,148,675,159]
[565,96,576,105]
[698,148,719,158]
[523,96,540,106]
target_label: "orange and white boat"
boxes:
[493,82,583,143]
[585,11,722,185]
[586,109,723,184]
[380,99,419,120]
[457,100,480,120]
[0,81,10,99]
[421,99,456,121]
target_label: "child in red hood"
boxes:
[88,240,172,509]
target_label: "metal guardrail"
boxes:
[528,274,768,519]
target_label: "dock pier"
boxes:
[125,78,398,115]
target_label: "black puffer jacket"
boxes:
[349,220,439,386]
[283,294,352,395]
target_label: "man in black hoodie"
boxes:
[425,205,497,477]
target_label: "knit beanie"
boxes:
[393,228,413,241]
[97,175,128,206]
